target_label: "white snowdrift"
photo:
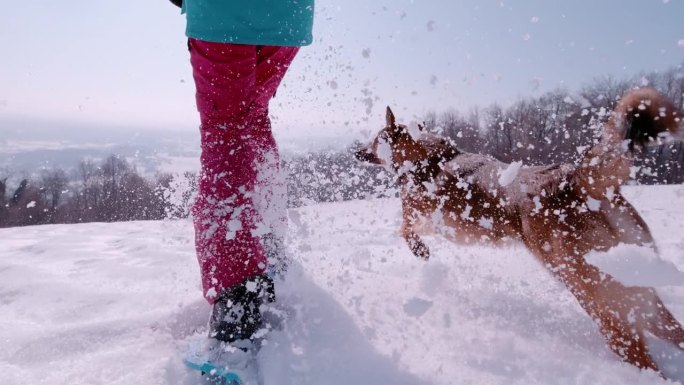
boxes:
[1,185,684,385]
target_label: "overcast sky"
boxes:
[1,0,683,147]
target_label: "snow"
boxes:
[2,185,684,385]
[585,196,601,212]
[402,297,434,318]
[498,161,522,187]
[375,136,393,166]
[585,244,684,287]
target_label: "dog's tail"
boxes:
[603,87,680,151]
[575,88,681,199]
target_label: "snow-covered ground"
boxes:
[1,185,684,385]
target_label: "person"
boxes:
[171,0,314,346]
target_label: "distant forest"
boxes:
[1,62,682,228]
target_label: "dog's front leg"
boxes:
[403,228,430,260]
[401,200,430,260]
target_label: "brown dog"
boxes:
[356,88,684,375]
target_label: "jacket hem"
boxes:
[186,29,312,47]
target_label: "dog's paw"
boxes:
[406,234,430,260]
[413,246,430,260]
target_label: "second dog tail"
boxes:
[576,88,681,199]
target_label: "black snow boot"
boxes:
[208,274,275,343]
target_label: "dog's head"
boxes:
[355,107,429,171]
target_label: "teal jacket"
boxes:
[183,1,314,47]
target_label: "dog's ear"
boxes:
[386,106,396,127]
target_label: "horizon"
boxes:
[2,57,682,146]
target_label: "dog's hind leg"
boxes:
[598,197,684,354]
[522,233,661,372]
[622,286,684,350]
[590,281,684,375]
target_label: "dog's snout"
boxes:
[355,147,380,163]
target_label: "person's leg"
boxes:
[189,38,268,304]
[248,46,300,275]
[189,40,299,344]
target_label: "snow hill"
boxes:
[2,185,684,385]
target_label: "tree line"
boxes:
[0,155,170,228]
[421,62,684,183]
[0,149,390,228]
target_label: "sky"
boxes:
[1,0,683,148]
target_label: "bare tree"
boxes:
[0,177,7,226]
[76,159,100,221]
[41,168,69,217]
[100,155,130,221]
[422,110,438,132]
[3,179,48,227]
[579,75,631,112]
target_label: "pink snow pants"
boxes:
[189,38,299,304]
